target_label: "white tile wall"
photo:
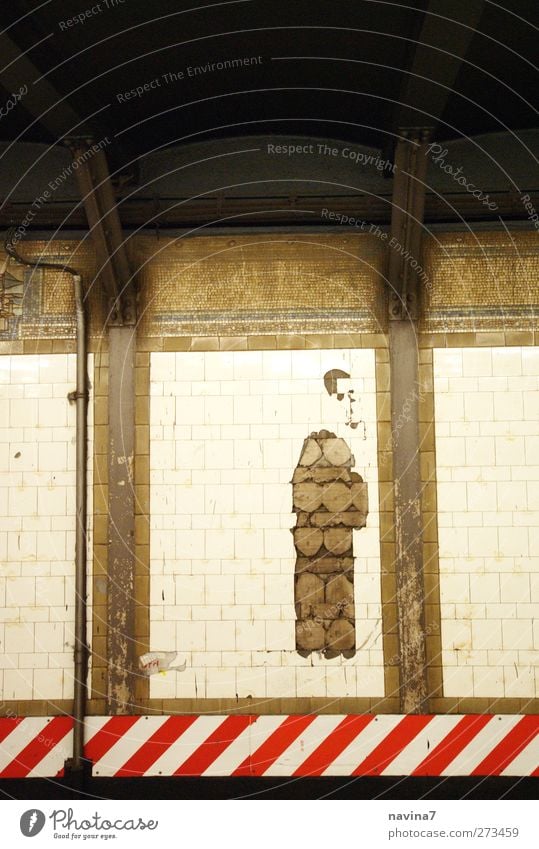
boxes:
[434,347,539,698]
[149,349,383,698]
[0,354,93,701]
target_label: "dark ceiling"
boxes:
[1,0,538,168]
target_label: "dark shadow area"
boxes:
[0,776,537,800]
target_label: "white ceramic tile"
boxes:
[149,349,382,698]
[435,346,539,698]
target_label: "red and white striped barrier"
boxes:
[0,715,537,778]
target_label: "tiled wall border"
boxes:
[133,333,398,715]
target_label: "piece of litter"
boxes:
[138,651,187,676]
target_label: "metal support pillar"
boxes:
[72,141,137,714]
[107,326,136,713]
[389,131,430,713]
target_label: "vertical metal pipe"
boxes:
[72,274,88,770]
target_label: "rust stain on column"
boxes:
[390,321,428,714]
[107,326,136,713]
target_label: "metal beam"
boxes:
[391,0,485,134]
[70,142,135,323]
[0,32,90,140]
[388,132,430,714]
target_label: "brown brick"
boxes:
[430,698,459,714]
[87,699,107,715]
[489,697,521,714]
[418,348,433,364]
[135,425,149,455]
[375,362,391,391]
[247,335,276,350]
[93,485,109,516]
[382,602,398,633]
[93,576,108,607]
[380,512,395,543]
[421,484,437,514]
[377,421,393,453]
[276,335,306,349]
[424,610,441,639]
[91,668,107,699]
[364,333,387,348]
[94,365,109,396]
[135,367,149,396]
[378,482,394,512]
[135,575,150,605]
[0,341,22,354]
[94,453,108,484]
[419,421,435,450]
[384,668,401,699]
[52,339,76,353]
[505,330,534,346]
[420,451,436,482]
[381,573,397,604]
[94,425,108,456]
[91,636,107,664]
[135,603,149,637]
[425,635,442,665]
[93,546,108,575]
[378,450,393,481]
[190,336,219,351]
[93,515,108,545]
[137,336,162,352]
[380,542,396,574]
[423,542,439,572]
[423,573,440,599]
[163,336,190,352]
[422,512,438,543]
[418,393,434,423]
[92,605,107,636]
[94,396,108,425]
[135,352,150,367]
[476,332,505,346]
[135,545,150,575]
[219,336,247,350]
[332,333,361,348]
[383,634,400,665]
[305,334,334,349]
[427,669,443,697]
[418,333,442,349]
[136,454,149,483]
[458,697,491,713]
[376,391,391,422]
[135,514,150,545]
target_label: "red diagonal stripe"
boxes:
[352,715,434,776]
[0,717,72,778]
[0,717,24,744]
[114,716,197,777]
[471,716,539,776]
[412,715,493,776]
[232,714,316,777]
[293,715,374,777]
[84,716,140,766]
[174,715,253,776]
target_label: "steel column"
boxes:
[107,326,136,713]
[389,132,430,713]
